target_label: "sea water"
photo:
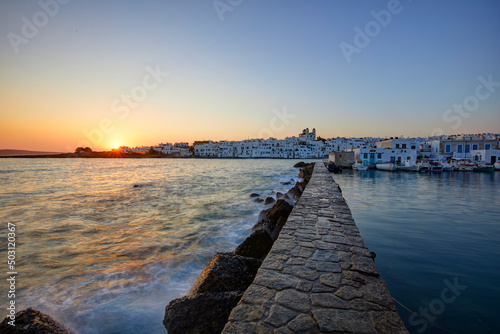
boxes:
[0,158,301,334]
[1,160,499,333]
[333,169,500,334]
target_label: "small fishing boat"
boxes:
[473,165,495,172]
[441,162,454,172]
[451,159,475,172]
[418,161,431,172]
[352,162,368,171]
[398,161,420,172]
[376,163,397,171]
[430,165,443,172]
[327,162,342,174]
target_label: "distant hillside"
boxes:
[0,149,64,157]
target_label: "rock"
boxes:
[189,252,262,295]
[254,198,264,203]
[234,230,274,260]
[0,308,74,334]
[282,193,295,206]
[264,197,276,205]
[276,192,284,199]
[253,199,294,240]
[286,183,303,201]
[164,291,243,334]
[298,163,315,179]
[293,162,306,168]
[281,181,292,185]
[250,193,260,198]
[297,179,308,193]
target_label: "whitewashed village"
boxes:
[118,128,500,171]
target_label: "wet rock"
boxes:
[254,198,264,203]
[189,252,262,294]
[298,163,315,179]
[293,162,306,168]
[165,253,262,334]
[264,197,276,205]
[250,193,260,198]
[234,230,274,260]
[0,308,74,334]
[164,291,243,334]
[281,181,292,185]
[253,199,294,240]
[286,183,303,201]
[276,192,285,199]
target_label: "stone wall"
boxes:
[328,151,355,168]
[222,164,408,333]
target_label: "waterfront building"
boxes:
[353,148,418,167]
[427,134,499,160]
[376,138,424,151]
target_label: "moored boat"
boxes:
[473,165,495,172]
[451,159,475,172]
[430,165,443,172]
[376,163,397,171]
[352,162,368,171]
[441,162,454,172]
[398,161,420,172]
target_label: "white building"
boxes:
[353,148,418,166]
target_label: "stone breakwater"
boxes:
[163,163,315,334]
[222,164,409,333]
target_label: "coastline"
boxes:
[0,153,319,159]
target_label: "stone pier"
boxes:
[222,164,408,333]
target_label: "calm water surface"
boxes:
[0,158,301,334]
[333,169,500,334]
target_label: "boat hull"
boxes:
[398,165,420,172]
[473,166,495,172]
[376,163,397,171]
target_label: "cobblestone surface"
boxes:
[222,164,408,334]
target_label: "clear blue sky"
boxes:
[1,0,499,151]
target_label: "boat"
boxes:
[430,165,443,172]
[327,162,342,174]
[352,162,368,171]
[451,159,475,172]
[495,162,500,170]
[398,161,420,172]
[376,163,397,171]
[441,162,454,172]
[418,161,431,172]
[473,165,495,173]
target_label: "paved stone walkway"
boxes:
[222,164,408,333]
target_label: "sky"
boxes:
[1,0,499,152]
